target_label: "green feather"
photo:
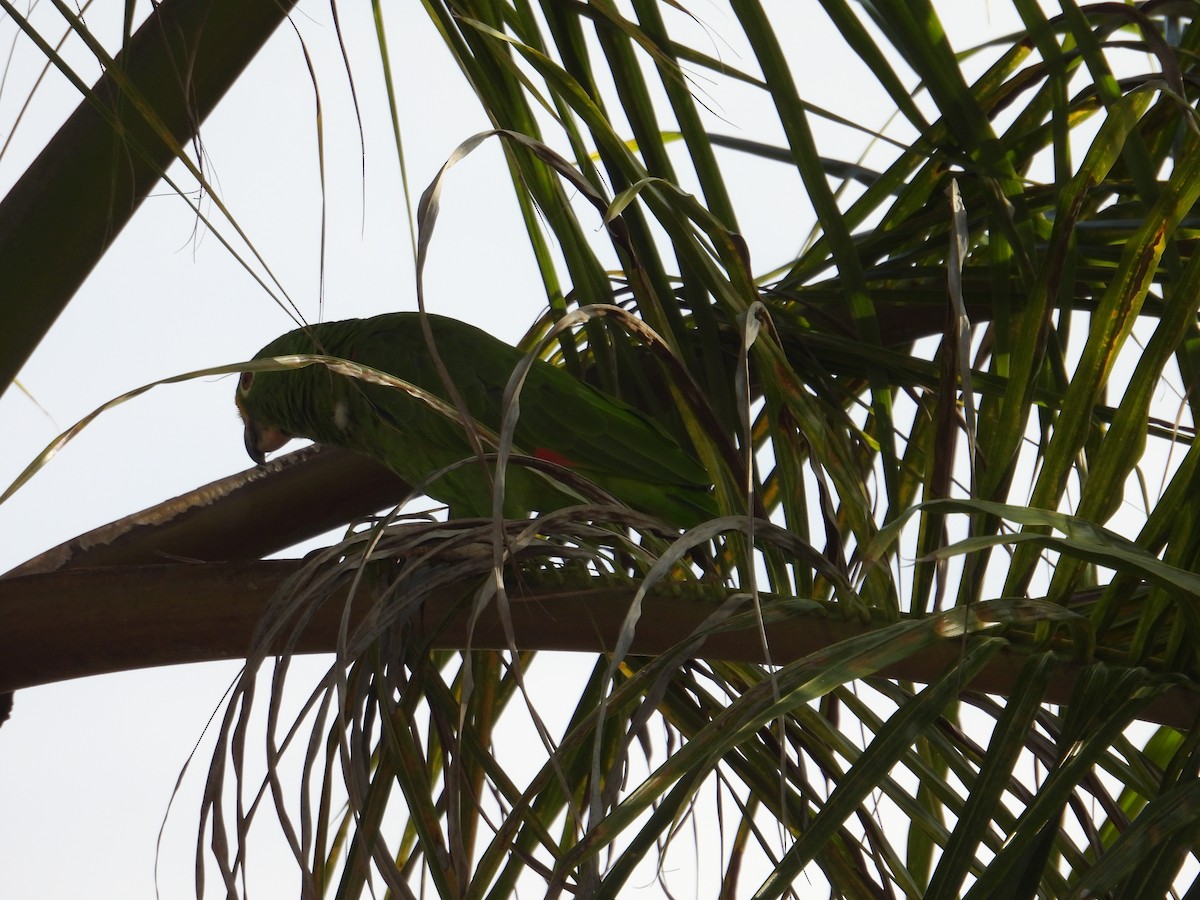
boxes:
[237,313,716,527]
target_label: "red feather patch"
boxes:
[534,447,576,468]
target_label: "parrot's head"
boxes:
[235,370,294,465]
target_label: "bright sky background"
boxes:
[0,2,1056,897]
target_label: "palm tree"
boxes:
[3,0,1200,896]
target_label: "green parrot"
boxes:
[235,313,716,527]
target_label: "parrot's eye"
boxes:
[238,371,254,395]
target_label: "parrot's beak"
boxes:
[243,419,292,465]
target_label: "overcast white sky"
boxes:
[0,2,1051,897]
